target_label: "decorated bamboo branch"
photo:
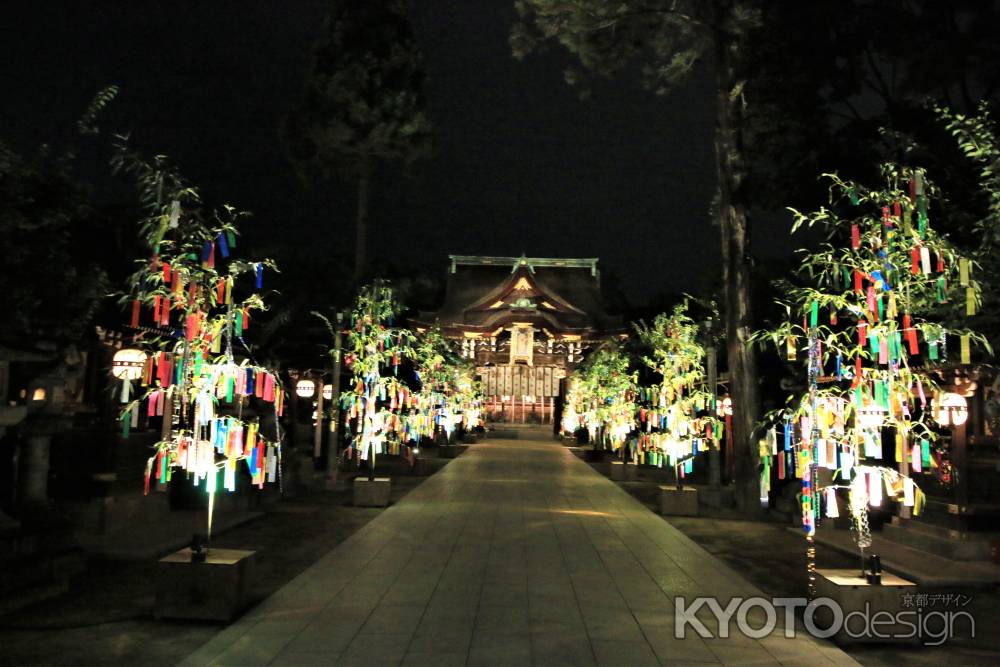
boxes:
[634,301,721,488]
[411,324,481,444]
[752,163,986,595]
[112,138,284,546]
[563,343,637,452]
[341,281,415,479]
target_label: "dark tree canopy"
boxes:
[284,0,432,178]
[0,142,106,348]
[511,1,756,95]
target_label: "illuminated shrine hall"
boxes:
[415,255,625,424]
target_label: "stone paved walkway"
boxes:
[181,437,859,666]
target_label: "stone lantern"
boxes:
[19,366,72,511]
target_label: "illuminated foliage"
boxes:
[752,162,986,578]
[634,301,720,478]
[112,136,284,504]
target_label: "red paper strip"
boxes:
[131,299,141,327]
[851,224,860,249]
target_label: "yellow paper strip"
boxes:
[961,335,971,364]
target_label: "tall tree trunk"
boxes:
[713,12,762,514]
[353,153,371,283]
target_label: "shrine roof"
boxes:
[417,255,624,334]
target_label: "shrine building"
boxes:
[416,255,626,424]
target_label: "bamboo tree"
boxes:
[112,138,284,545]
[341,280,414,479]
[565,343,637,454]
[634,301,721,488]
[752,163,986,594]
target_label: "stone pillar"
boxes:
[19,433,51,508]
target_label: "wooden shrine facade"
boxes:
[416,255,625,424]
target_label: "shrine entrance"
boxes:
[415,255,626,425]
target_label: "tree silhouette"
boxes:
[284,0,432,283]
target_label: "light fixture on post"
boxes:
[322,384,333,401]
[857,403,887,429]
[716,396,732,417]
[295,378,316,399]
[933,392,968,427]
[111,348,147,381]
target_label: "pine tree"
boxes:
[284,0,432,282]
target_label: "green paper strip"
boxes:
[810,301,819,328]
[929,341,939,361]
[921,439,931,467]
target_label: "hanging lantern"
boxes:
[933,392,968,427]
[295,379,316,399]
[112,348,148,380]
[322,384,333,401]
[716,396,733,417]
[857,403,886,429]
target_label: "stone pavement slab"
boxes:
[181,437,860,666]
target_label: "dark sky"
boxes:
[2,1,721,305]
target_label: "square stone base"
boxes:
[814,568,919,645]
[155,548,254,621]
[354,477,391,507]
[610,461,637,482]
[660,486,698,516]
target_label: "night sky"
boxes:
[3,1,728,305]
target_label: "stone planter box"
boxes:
[438,445,458,459]
[660,486,699,516]
[155,547,255,621]
[813,568,919,644]
[609,461,637,482]
[353,477,391,507]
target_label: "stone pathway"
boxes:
[181,437,859,666]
